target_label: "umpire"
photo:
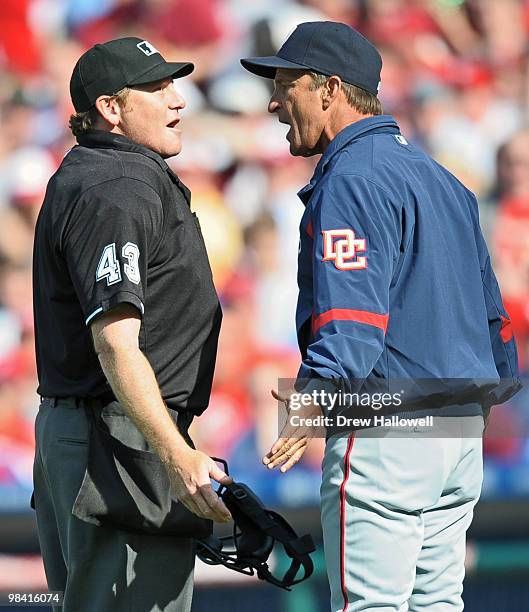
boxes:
[32,37,231,612]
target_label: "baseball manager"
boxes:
[241,21,520,612]
[32,37,231,612]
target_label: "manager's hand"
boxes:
[263,389,320,473]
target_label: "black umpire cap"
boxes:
[70,37,194,112]
[241,21,382,96]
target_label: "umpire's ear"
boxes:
[94,94,123,128]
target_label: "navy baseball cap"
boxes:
[241,21,382,96]
[70,37,194,112]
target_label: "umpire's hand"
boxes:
[167,449,233,522]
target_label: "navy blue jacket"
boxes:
[296,115,520,411]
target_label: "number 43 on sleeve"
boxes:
[96,242,140,286]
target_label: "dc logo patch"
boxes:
[322,229,367,270]
[137,41,159,56]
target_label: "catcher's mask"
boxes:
[196,459,316,591]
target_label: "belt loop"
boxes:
[49,397,58,407]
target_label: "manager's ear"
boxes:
[94,94,123,128]
[321,75,342,110]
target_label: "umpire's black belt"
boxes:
[39,395,194,432]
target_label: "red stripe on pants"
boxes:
[340,433,356,611]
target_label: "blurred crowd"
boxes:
[1,0,529,510]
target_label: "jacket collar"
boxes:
[297,114,400,205]
[76,130,184,186]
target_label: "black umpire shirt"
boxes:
[33,130,222,415]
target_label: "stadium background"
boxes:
[0,0,528,610]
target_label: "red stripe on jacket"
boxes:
[312,308,389,335]
[500,315,513,343]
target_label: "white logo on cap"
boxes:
[377,80,381,93]
[137,41,159,56]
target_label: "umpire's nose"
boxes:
[168,82,186,110]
